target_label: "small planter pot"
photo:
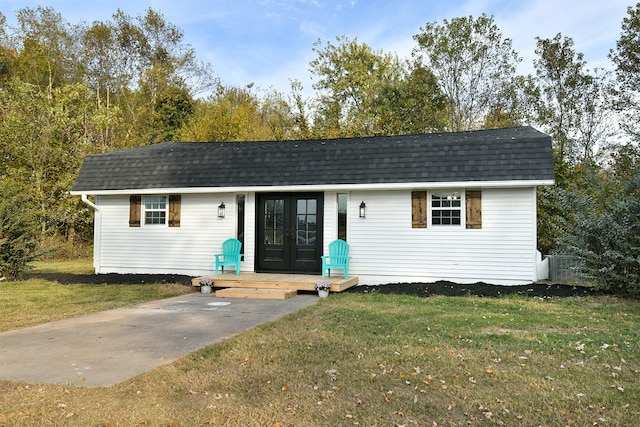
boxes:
[201,285,212,294]
[317,289,329,298]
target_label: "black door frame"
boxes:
[255,192,324,273]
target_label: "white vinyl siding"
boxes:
[93,187,539,285]
[94,193,248,275]
[346,188,537,285]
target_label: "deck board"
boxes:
[192,273,358,292]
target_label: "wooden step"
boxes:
[191,273,358,292]
[215,287,297,300]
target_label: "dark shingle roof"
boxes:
[72,126,554,192]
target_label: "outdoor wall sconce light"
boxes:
[359,201,366,218]
[218,202,226,218]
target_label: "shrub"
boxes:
[0,200,39,279]
[556,162,640,296]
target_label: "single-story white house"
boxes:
[71,126,555,285]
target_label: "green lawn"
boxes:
[0,261,639,426]
[0,259,195,332]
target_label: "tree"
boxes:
[555,160,640,296]
[11,7,82,96]
[179,84,291,142]
[284,79,312,140]
[105,8,213,146]
[308,36,447,137]
[0,12,13,85]
[0,79,95,240]
[531,34,613,164]
[309,36,405,137]
[412,14,521,131]
[610,3,640,141]
[373,60,447,134]
[0,193,39,279]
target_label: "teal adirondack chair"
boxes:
[214,238,243,275]
[321,239,351,279]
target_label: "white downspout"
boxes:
[80,194,101,273]
[81,194,99,211]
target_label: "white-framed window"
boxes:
[412,190,481,229]
[431,192,462,226]
[144,195,167,225]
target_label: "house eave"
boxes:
[70,179,555,196]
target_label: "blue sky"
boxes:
[0,0,633,94]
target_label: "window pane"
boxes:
[307,199,317,214]
[308,215,317,230]
[264,198,285,245]
[144,196,167,225]
[297,214,306,228]
[431,192,461,226]
[236,194,245,252]
[145,196,166,209]
[337,194,347,241]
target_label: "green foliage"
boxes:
[530,33,613,164]
[610,3,640,141]
[308,36,448,137]
[555,161,640,295]
[0,6,214,248]
[413,13,521,131]
[310,36,404,137]
[179,84,293,142]
[374,61,447,134]
[0,195,39,279]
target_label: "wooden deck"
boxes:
[191,272,358,295]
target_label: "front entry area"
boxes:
[256,193,323,273]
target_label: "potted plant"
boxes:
[199,277,213,294]
[315,280,331,298]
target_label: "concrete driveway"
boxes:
[0,293,317,387]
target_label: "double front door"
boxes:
[256,193,323,273]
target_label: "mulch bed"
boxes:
[24,272,602,298]
[344,281,604,298]
[24,273,194,286]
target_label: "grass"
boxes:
[0,259,195,332]
[1,261,639,426]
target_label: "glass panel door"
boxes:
[256,193,323,273]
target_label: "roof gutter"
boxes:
[70,179,555,196]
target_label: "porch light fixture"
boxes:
[359,201,366,218]
[218,202,226,218]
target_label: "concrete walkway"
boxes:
[0,293,317,387]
